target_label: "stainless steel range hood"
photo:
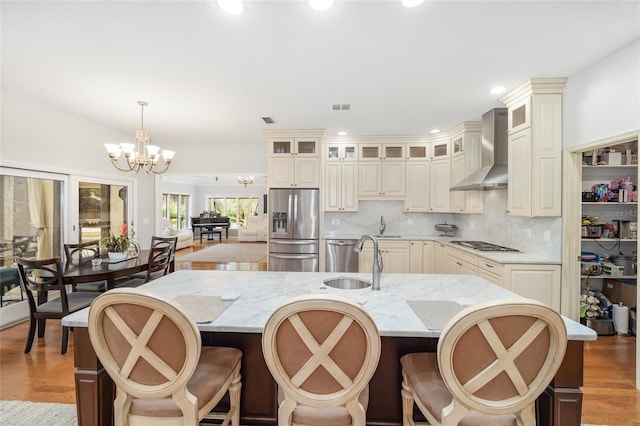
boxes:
[450,108,508,191]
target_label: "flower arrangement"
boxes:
[102,224,139,254]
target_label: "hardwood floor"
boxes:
[0,238,637,425]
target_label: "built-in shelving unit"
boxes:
[580,140,638,291]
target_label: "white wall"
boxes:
[1,90,156,244]
[564,40,640,148]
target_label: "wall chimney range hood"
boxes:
[450,108,508,191]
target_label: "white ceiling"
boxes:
[2,0,639,155]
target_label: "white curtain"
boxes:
[27,178,52,259]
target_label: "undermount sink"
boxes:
[373,234,402,238]
[323,277,371,290]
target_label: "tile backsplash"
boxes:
[323,190,561,261]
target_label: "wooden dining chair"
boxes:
[126,236,177,282]
[88,288,242,426]
[116,243,173,288]
[400,298,567,426]
[63,240,107,292]
[16,257,101,354]
[262,294,381,426]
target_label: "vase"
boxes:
[108,251,127,261]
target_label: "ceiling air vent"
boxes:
[262,117,276,124]
[331,104,351,111]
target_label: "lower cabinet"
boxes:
[504,264,561,311]
[409,241,435,273]
[358,240,410,274]
[445,246,478,275]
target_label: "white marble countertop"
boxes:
[63,270,595,340]
[322,234,561,264]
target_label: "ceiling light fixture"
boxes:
[490,86,506,95]
[401,0,425,8]
[309,0,334,11]
[430,129,441,134]
[104,101,175,174]
[217,0,244,15]
[338,131,347,136]
[238,176,254,187]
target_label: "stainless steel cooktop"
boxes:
[450,241,519,252]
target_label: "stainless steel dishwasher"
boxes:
[326,239,359,272]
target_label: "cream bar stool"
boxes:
[262,294,381,426]
[88,288,242,426]
[401,298,567,426]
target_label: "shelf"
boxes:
[581,275,637,279]
[581,238,638,242]
[582,164,638,168]
[582,202,637,205]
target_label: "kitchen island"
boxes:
[63,270,595,426]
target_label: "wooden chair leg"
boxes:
[37,318,46,338]
[401,378,416,426]
[24,316,36,353]
[229,373,241,426]
[61,326,69,355]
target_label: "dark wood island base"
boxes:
[73,330,584,426]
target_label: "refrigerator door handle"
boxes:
[293,193,299,234]
[287,194,293,235]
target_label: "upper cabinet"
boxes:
[266,131,324,188]
[324,142,358,212]
[449,122,483,214]
[358,143,406,199]
[500,78,566,217]
[404,142,430,212]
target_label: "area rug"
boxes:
[177,243,267,263]
[0,401,76,425]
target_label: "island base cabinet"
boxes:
[505,264,561,311]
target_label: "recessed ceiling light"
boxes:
[430,129,440,134]
[217,0,244,15]
[490,86,506,95]
[402,0,425,8]
[309,0,333,11]
[338,131,347,136]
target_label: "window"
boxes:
[206,196,259,228]
[162,193,190,229]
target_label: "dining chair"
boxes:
[88,288,242,426]
[262,294,381,426]
[16,257,101,354]
[126,236,177,281]
[116,242,174,288]
[63,240,107,292]
[400,298,567,426]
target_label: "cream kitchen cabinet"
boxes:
[429,158,451,212]
[404,162,430,212]
[404,143,430,212]
[445,246,479,275]
[433,242,448,273]
[267,135,321,188]
[359,144,406,199]
[449,123,483,214]
[478,258,505,287]
[409,240,434,273]
[504,264,561,311]
[358,240,411,274]
[501,78,565,217]
[324,143,358,212]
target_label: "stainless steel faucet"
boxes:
[355,234,383,291]
[379,216,385,235]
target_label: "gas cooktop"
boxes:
[450,241,519,252]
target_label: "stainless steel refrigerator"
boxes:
[268,188,319,272]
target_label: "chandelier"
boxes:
[104,101,175,174]
[238,176,254,187]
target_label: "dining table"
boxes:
[62,250,149,290]
[62,270,596,426]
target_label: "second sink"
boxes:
[323,277,371,290]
